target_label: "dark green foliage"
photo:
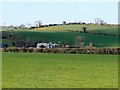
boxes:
[2,47,120,55]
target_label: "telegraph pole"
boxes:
[3,23,5,31]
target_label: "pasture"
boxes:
[2,53,118,88]
[1,24,118,47]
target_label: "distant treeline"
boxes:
[30,22,95,29]
[30,24,62,29]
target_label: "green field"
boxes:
[1,24,119,47]
[52,24,118,35]
[2,53,118,88]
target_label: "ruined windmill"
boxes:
[35,20,42,28]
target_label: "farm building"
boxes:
[18,24,26,29]
[36,42,58,48]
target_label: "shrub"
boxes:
[28,48,33,53]
[20,48,27,52]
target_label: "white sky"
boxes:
[0,0,119,26]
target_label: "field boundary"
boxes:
[1,47,120,55]
[1,88,119,90]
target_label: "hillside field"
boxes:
[2,53,118,88]
[1,24,119,47]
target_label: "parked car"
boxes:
[0,44,9,48]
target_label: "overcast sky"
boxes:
[1,2,118,26]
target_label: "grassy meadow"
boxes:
[2,52,118,88]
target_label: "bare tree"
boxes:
[89,42,93,48]
[94,18,101,24]
[94,18,106,25]
[100,20,104,25]
[75,36,83,48]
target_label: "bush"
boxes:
[28,48,33,53]
[20,48,27,52]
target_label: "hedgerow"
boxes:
[1,47,120,55]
